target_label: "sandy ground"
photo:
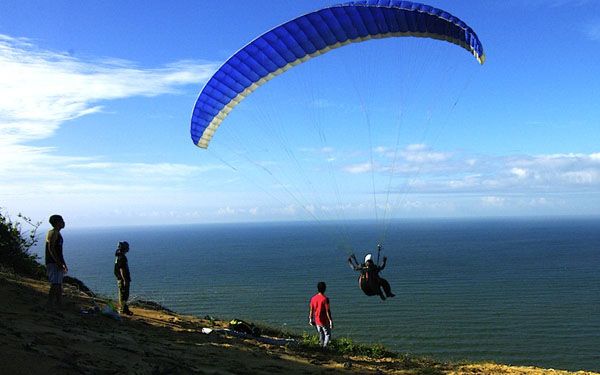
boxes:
[0,272,597,375]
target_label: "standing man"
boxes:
[309,281,333,348]
[114,241,133,315]
[45,214,67,308]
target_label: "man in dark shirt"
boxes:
[114,241,133,315]
[45,214,67,308]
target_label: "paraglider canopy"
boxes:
[190,0,485,149]
[188,0,486,254]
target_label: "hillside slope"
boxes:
[0,272,597,375]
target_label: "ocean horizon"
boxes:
[32,217,600,372]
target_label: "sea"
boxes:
[32,218,600,372]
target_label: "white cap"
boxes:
[364,253,373,263]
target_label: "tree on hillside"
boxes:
[0,209,45,278]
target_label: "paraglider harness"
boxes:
[349,244,385,297]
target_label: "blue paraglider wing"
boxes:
[191,0,485,148]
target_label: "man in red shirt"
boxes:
[309,281,333,348]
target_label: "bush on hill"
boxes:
[0,208,45,279]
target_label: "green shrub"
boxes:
[296,332,395,358]
[0,209,44,278]
[329,337,395,358]
[299,331,320,348]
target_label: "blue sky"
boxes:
[1,0,599,227]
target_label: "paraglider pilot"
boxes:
[348,245,395,301]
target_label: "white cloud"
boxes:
[282,205,298,215]
[336,145,600,198]
[481,196,505,207]
[0,140,226,198]
[510,167,528,178]
[383,151,600,195]
[0,33,225,214]
[342,144,454,175]
[344,162,373,174]
[527,197,551,207]
[0,34,216,144]
[506,153,600,187]
[217,206,236,216]
[374,146,388,154]
[400,144,452,163]
[562,170,599,184]
[66,162,221,178]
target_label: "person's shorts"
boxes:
[47,263,64,284]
